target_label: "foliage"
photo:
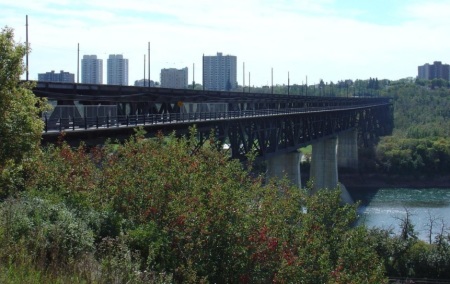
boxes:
[368,218,450,279]
[276,190,386,284]
[360,80,450,175]
[386,83,450,138]
[0,127,389,283]
[0,195,95,270]
[237,77,389,97]
[375,135,450,175]
[0,27,47,198]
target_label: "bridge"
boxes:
[33,81,393,198]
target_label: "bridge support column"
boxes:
[310,137,354,203]
[310,137,338,193]
[266,151,302,188]
[337,129,358,170]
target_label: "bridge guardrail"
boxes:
[42,104,388,133]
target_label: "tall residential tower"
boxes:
[161,67,188,89]
[81,55,103,84]
[107,54,129,85]
[418,61,450,81]
[203,52,237,91]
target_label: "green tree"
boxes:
[0,27,47,196]
[17,129,388,283]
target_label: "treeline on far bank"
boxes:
[365,79,450,176]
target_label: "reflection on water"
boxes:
[348,188,450,241]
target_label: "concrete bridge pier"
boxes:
[310,137,338,193]
[266,151,302,189]
[310,136,354,203]
[337,129,358,170]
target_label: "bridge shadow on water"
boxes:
[347,187,380,208]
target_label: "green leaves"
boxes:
[376,136,450,175]
[0,196,95,268]
[16,130,388,282]
[0,27,47,197]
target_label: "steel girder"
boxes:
[195,104,391,160]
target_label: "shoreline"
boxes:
[338,173,450,189]
[300,172,450,189]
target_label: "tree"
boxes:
[0,27,47,196]
[16,128,388,283]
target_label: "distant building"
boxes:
[107,54,129,85]
[160,67,188,89]
[81,55,103,84]
[203,52,237,91]
[418,61,450,81]
[134,79,155,87]
[38,70,75,83]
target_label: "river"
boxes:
[348,187,450,241]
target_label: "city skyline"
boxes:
[3,0,450,86]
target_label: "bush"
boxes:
[0,195,95,271]
[5,129,389,282]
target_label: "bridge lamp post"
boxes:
[192,63,195,90]
[143,54,146,87]
[26,15,29,81]
[287,71,290,95]
[243,62,245,93]
[271,67,274,94]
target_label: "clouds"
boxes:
[2,0,450,85]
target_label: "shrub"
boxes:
[0,195,95,271]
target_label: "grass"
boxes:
[0,262,87,284]
[300,145,312,156]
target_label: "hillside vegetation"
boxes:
[373,80,450,175]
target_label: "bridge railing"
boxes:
[42,104,386,133]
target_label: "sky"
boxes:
[2,0,450,86]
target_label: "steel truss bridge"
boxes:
[33,81,393,160]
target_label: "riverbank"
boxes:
[338,173,450,189]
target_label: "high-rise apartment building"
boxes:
[160,67,188,89]
[81,55,103,84]
[418,61,450,81]
[107,54,129,85]
[38,70,75,83]
[203,52,237,91]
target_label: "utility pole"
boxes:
[26,15,29,81]
[288,71,290,95]
[306,76,308,96]
[202,54,205,91]
[148,42,150,86]
[77,43,79,83]
[192,63,195,89]
[243,62,245,92]
[144,54,146,87]
[271,67,273,94]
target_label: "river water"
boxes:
[348,187,450,241]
